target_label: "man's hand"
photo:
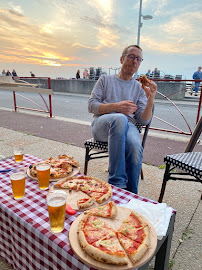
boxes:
[142,80,157,101]
[116,100,137,115]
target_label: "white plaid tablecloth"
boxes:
[0,155,160,270]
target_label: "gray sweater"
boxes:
[88,74,151,126]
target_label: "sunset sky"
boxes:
[0,0,201,79]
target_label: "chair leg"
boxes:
[158,164,171,203]
[84,147,90,175]
[141,168,144,180]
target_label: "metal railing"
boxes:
[139,78,202,136]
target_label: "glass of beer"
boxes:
[36,164,50,190]
[47,191,67,233]
[13,145,24,163]
[10,168,26,200]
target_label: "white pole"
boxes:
[137,0,143,46]
[135,0,142,78]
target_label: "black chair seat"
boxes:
[84,139,108,151]
[165,152,202,179]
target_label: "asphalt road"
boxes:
[0,90,200,134]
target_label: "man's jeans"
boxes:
[193,82,200,93]
[92,113,143,194]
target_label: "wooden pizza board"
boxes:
[69,206,157,270]
[27,166,80,182]
[48,182,112,212]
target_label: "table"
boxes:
[0,155,176,270]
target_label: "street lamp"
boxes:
[135,0,153,78]
[137,0,153,46]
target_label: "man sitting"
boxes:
[88,45,157,194]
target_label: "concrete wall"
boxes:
[22,78,186,100]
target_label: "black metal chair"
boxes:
[158,116,202,202]
[84,120,152,179]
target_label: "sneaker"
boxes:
[195,94,198,96]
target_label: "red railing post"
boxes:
[196,84,202,124]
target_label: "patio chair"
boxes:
[84,119,152,179]
[158,116,202,202]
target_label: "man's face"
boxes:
[199,67,201,72]
[120,47,143,76]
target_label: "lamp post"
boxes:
[135,0,153,78]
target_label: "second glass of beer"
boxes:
[36,164,50,190]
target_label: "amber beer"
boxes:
[47,191,67,233]
[36,164,50,190]
[13,146,24,163]
[10,170,26,200]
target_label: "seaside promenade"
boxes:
[0,93,201,270]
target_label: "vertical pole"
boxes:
[48,77,52,118]
[135,0,142,79]
[137,0,143,46]
[196,84,202,124]
[13,91,17,111]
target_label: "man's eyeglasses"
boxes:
[124,54,143,63]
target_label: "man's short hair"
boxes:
[121,45,142,57]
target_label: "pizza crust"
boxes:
[77,197,96,209]
[84,240,128,265]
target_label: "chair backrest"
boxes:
[185,116,202,152]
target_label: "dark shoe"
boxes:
[195,93,198,96]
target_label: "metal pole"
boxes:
[135,0,142,79]
[137,0,143,46]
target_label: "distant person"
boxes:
[192,66,202,96]
[152,67,158,74]
[30,71,35,77]
[12,69,17,77]
[76,70,80,79]
[2,69,6,76]
[83,69,89,79]
[145,69,151,78]
[6,70,11,76]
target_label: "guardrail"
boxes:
[138,79,202,136]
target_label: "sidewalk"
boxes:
[0,110,201,270]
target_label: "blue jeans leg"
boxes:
[92,114,143,194]
[125,123,143,194]
[193,82,200,93]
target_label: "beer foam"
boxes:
[36,164,50,171]
[10,172,25,181]
[47,195,66,207]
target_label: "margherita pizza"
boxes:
[78,214,128,265]
[77,208,150,266]
[53,176,112,209]
[29,155,79,179]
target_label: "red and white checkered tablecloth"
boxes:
[0,155,160,270]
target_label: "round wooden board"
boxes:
[27,166,80,182]
[69,206,157,270]
[49,183,112,212]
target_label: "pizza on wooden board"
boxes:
[53,175,112,209]
[29,155,79,179]
[77,206,150,266]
